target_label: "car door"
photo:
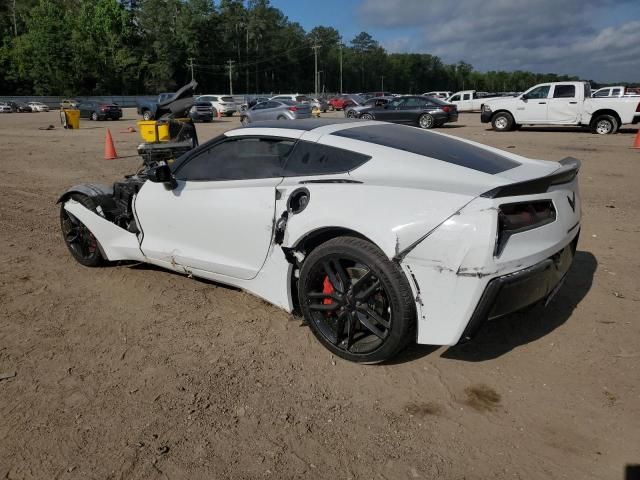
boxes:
[249,101,269,121]
[514,85,551,123]
[135,136,295,280]
[373,98,404,121]
[78,102,91,118]
[460,92,473,111]
[547,84,580,124]
[397,97,424,123]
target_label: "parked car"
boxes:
[137,93,175,121]
[58,118,581,363]
[0,102,12,113]
[60,99,80,109]
[481,81,640,134]
[344,96,393,118]
[78,101,122,121]
[358,95,458,129]
[189,101,215,122]
[328,94,366,111]
[446,90,504,112]
[592,86,640,98]
[10,101,33,112]
[240,99,311,125]
[27,102,50,112]
[423,91,452,99]
[196,95,237,117]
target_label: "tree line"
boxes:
[0,0,583,97]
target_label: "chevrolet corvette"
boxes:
[59,119,581,363]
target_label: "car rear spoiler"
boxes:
[480,157,581,199]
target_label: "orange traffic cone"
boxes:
[216,108,221,119]
[104,129,118,160]
[633,129,640,149]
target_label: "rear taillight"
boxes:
[288,106,297,111]
[442,106,450,113]
[495,200,556,255]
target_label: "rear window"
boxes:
[220,96,234,102]
[282,141,370,176]
[553,85,576,98]
[331,124,520,174]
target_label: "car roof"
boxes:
[241,118,364,131]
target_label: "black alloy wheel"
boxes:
[299,237,415,363]
[60,194,105,267]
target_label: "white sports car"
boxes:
[58,119,581,363]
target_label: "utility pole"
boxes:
[381,75,384,91]
[227,60,235,95]
[339,42,343,94]
[11,0,17,36]
[311,39,320,99]
[187,58,195,82]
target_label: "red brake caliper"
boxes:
[322,276,334,306]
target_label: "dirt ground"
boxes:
[1,108,639,480]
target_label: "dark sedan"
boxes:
[357,95,457,129]
[9,101,33,112]
[78,101,122,121]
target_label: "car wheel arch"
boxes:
[283,227,384,313]
[590,109,621,129]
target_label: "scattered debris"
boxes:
[613,291,625,298]
[157,445,169,455]
[605,204,616,208]
[464,384,501,412]
[0,371,17,381]
[38,125,55,130]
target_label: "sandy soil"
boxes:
[1,109,639,480]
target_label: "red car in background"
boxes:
[328,94,365,111]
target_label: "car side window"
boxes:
[265,101,280,109]
[282,141,370,177]
[526,86,550,99]
[175,137,295,181]
[611,88,621,96]
[553,85,576,98]
[253,102,268,110]
[463,93,471,100]
[449,94,460,101]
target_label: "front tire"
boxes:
[360,113,374,120]
[418,113,435,129]
[240,116,249,126]
[590,115,618,134]
[491,112,514,131]
[142,110,153,121]
[298,236,416,363]
[60,194,105,267]
[90,112,98,121]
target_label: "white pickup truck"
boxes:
[446,90,503,112]
[481,81,640,134]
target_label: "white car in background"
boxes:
[0,102,12,113]
[58,119,581,363]
[423,91,452,99]
[195,95,237,117]
[27,101,50,112]
[592,86,640,98]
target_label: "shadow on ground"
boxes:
[441,250,597,362]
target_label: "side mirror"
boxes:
[147,164,176,189]
[521,94,529,101]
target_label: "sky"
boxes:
[269,0,640,83]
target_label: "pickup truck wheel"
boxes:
[142,110,153,121]
[492,112,514,131]
[591,115,618,135]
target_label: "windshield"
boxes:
[349,95,366,104]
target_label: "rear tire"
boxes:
[277,115,287,120]
[298,236,416,363]
[418,113,435,129]
[240,116,249,126]
[590,114,618,134]
[360,113,374,120]
[142,110,153,121]
[225,112,234,117]
[60,194,105,267]
[491,112,514,131]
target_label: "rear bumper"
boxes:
[459,232,579,341]
[190,111,213,121]
[632,115,640,124]
[480,111,492,123]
